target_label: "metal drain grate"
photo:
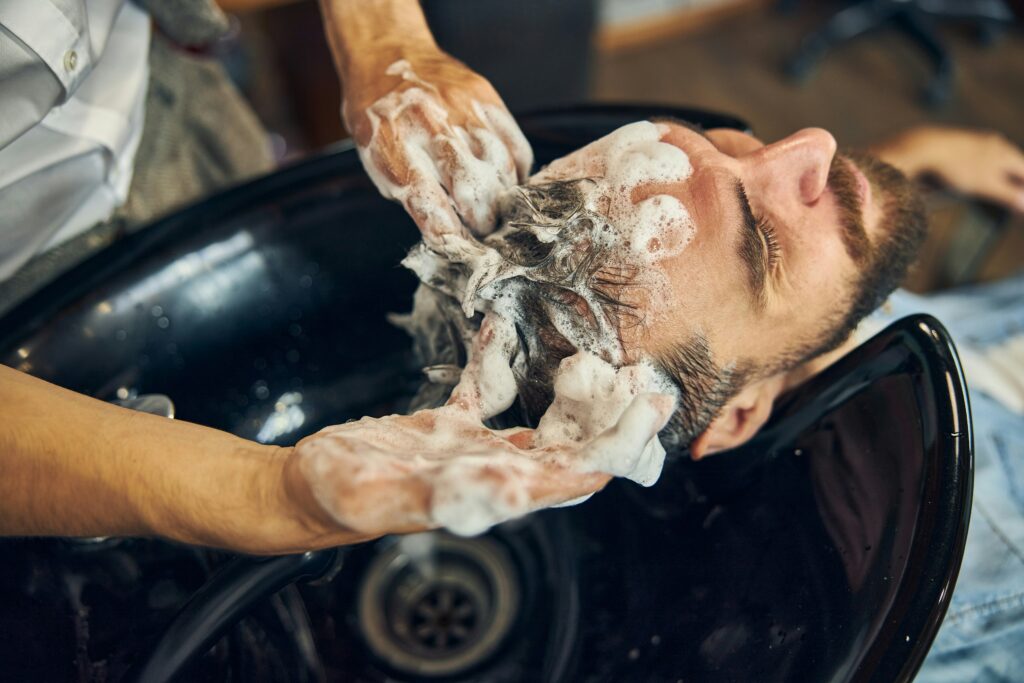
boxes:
[356,534,520,678]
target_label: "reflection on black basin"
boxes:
[0,105,971,683]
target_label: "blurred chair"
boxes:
[785,0,1016,105]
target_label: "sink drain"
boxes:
[356,534,520,678]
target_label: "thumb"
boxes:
[580,393,675,479]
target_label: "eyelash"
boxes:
[757,215,781,268]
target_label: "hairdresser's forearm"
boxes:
[0,366,357,554]
[318,0,436,82]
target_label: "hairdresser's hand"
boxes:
[284,397,672,539]
[282,315,674,539]
[875,126,1024,212]
[283,407,604,539]
[341,44,532,246]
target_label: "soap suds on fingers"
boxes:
[356,59,531,248]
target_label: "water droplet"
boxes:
[157,316,170,329]
[150,305,163,317]
[650,635,661,646]
[286,349,300,363]
[253,381,270,400]
[299,275,313,288]
[115,329,127,341]
[289,323,302,337]
[627,648,640,661]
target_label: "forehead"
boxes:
[536,121,687,179]
[529,121,701,262]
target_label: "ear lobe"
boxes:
[690,376,782,460]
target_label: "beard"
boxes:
[791,150,928,367]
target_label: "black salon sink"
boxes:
[0,105,971,683]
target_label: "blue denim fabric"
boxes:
[867,273,1024,682]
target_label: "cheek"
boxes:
[769,243,855,350]
[784,230,851,299]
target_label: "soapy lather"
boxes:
[297,116,701,537]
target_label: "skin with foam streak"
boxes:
[295,121,706,537]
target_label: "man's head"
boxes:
[406,120,926,456]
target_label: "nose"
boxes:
[748,128,837,205]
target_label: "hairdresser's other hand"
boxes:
[282,407,615,540]
[340,45,531,245]
[283,314,674,540]
[875,126,1024,212]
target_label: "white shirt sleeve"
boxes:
[0,0,148,281]
[0,0,94,147]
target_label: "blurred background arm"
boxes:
[873,126,1024,212]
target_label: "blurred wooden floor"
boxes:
[591,4,1024,292]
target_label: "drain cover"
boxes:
[357,533,520,677]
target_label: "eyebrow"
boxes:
[734,180,770,311]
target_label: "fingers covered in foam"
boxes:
[431,128,513,234]
[447,312,519,419]
[402,171,473,247]
[480,102,533,181]
[354,60,534,243]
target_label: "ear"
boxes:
[689,374,786,460]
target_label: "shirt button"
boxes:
[64,50,78,72]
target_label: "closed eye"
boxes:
[736,181,772,308]
[757,214,781,269]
